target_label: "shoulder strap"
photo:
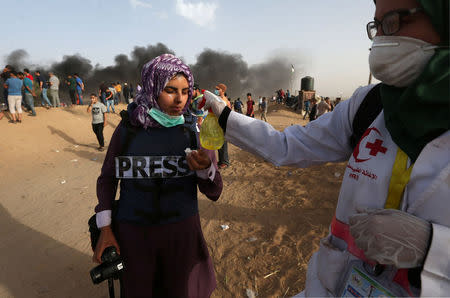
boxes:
[182,112,199,150]
[119,110,138,155]
[350,84,383,150]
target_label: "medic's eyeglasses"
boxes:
[366,7,423,40]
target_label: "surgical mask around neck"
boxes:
[148,108,185,127]
[369,36,438,87]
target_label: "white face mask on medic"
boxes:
[369,35,438,87]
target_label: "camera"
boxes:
[90,246,124,284]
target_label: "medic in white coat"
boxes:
[202,0,449,296]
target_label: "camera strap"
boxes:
[108,278,115,298]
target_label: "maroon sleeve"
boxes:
[196,145,223,201]
[95,123,123,212]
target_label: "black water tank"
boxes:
[301,76,314,91]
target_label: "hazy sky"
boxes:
[2,0,377,97]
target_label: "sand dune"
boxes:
[0,103,345,297]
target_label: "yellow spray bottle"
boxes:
[198,93,225,150]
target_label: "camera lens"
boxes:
[90,246,124,284]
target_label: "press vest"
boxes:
[115,113,199,225]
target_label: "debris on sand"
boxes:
[246,288,256,298]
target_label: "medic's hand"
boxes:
[203,91,227,116]
[93,226,121,264]
[186,148,211,170]
[349,209,431,268]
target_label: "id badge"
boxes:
[338,260,407,297]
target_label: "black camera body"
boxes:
[90,246,124,284]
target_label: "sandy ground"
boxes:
[0,102,345,297]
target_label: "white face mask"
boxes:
[369,36,437,87]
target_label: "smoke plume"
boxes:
[2,43,302,102]
[5,49,30,71]
[189,49,249,97]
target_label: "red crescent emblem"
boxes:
[352,127,382,163]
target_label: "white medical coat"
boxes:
[224,85,450,296]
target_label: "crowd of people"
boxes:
[0,64,139,124]
[97,82,135,113]
[1,63,339,127]
[1,65,81,122]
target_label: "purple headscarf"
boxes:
[130,54,194,128]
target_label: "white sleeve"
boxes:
[225,85,375,168]
[96,210,112,228]
[421,223,450,296]
[196,161,216,181]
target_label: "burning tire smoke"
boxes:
[3,43,302,100]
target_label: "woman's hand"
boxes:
[93,226,120,264]
[186,148,211,170]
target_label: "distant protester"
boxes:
[215,83,231,169]
[98,82,108,105]
[66,75,77,106]
[111,83,118,105]
[20,71,36,116]
[35,70,52,109]
[74,73,84,105]
[87,94,107,151]
[129,83,134,99]
[233,97,243,113]
[105,85,115,113]
[308,97,318,121]
[48,72,60,107]
[303,99,310,120]
[114,82,122,103]
[246,92,255,118]
[23,68,33,82]
[4,71,23,123]
[122,82,130,104]
[317,96,332,117]
[190,83,206,125]
[1,65,14,108]
[260,97,268,122]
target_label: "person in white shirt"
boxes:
[317,97,332,117]
[48,72,60,107]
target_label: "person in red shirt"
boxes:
[280,89,285,104]
[246,92,255,118]
[23,68,33,81]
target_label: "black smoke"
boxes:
[189,49,249,97]
[2,43,301,102]
[51,54,93,78]
[87,43,175,90]
[246,56,298,98]
[4,49,30,71]
[189,49,301,99]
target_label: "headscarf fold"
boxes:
[130,54,194,128]
[380,0,449,162]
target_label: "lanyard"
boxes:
[384,148,414,209]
